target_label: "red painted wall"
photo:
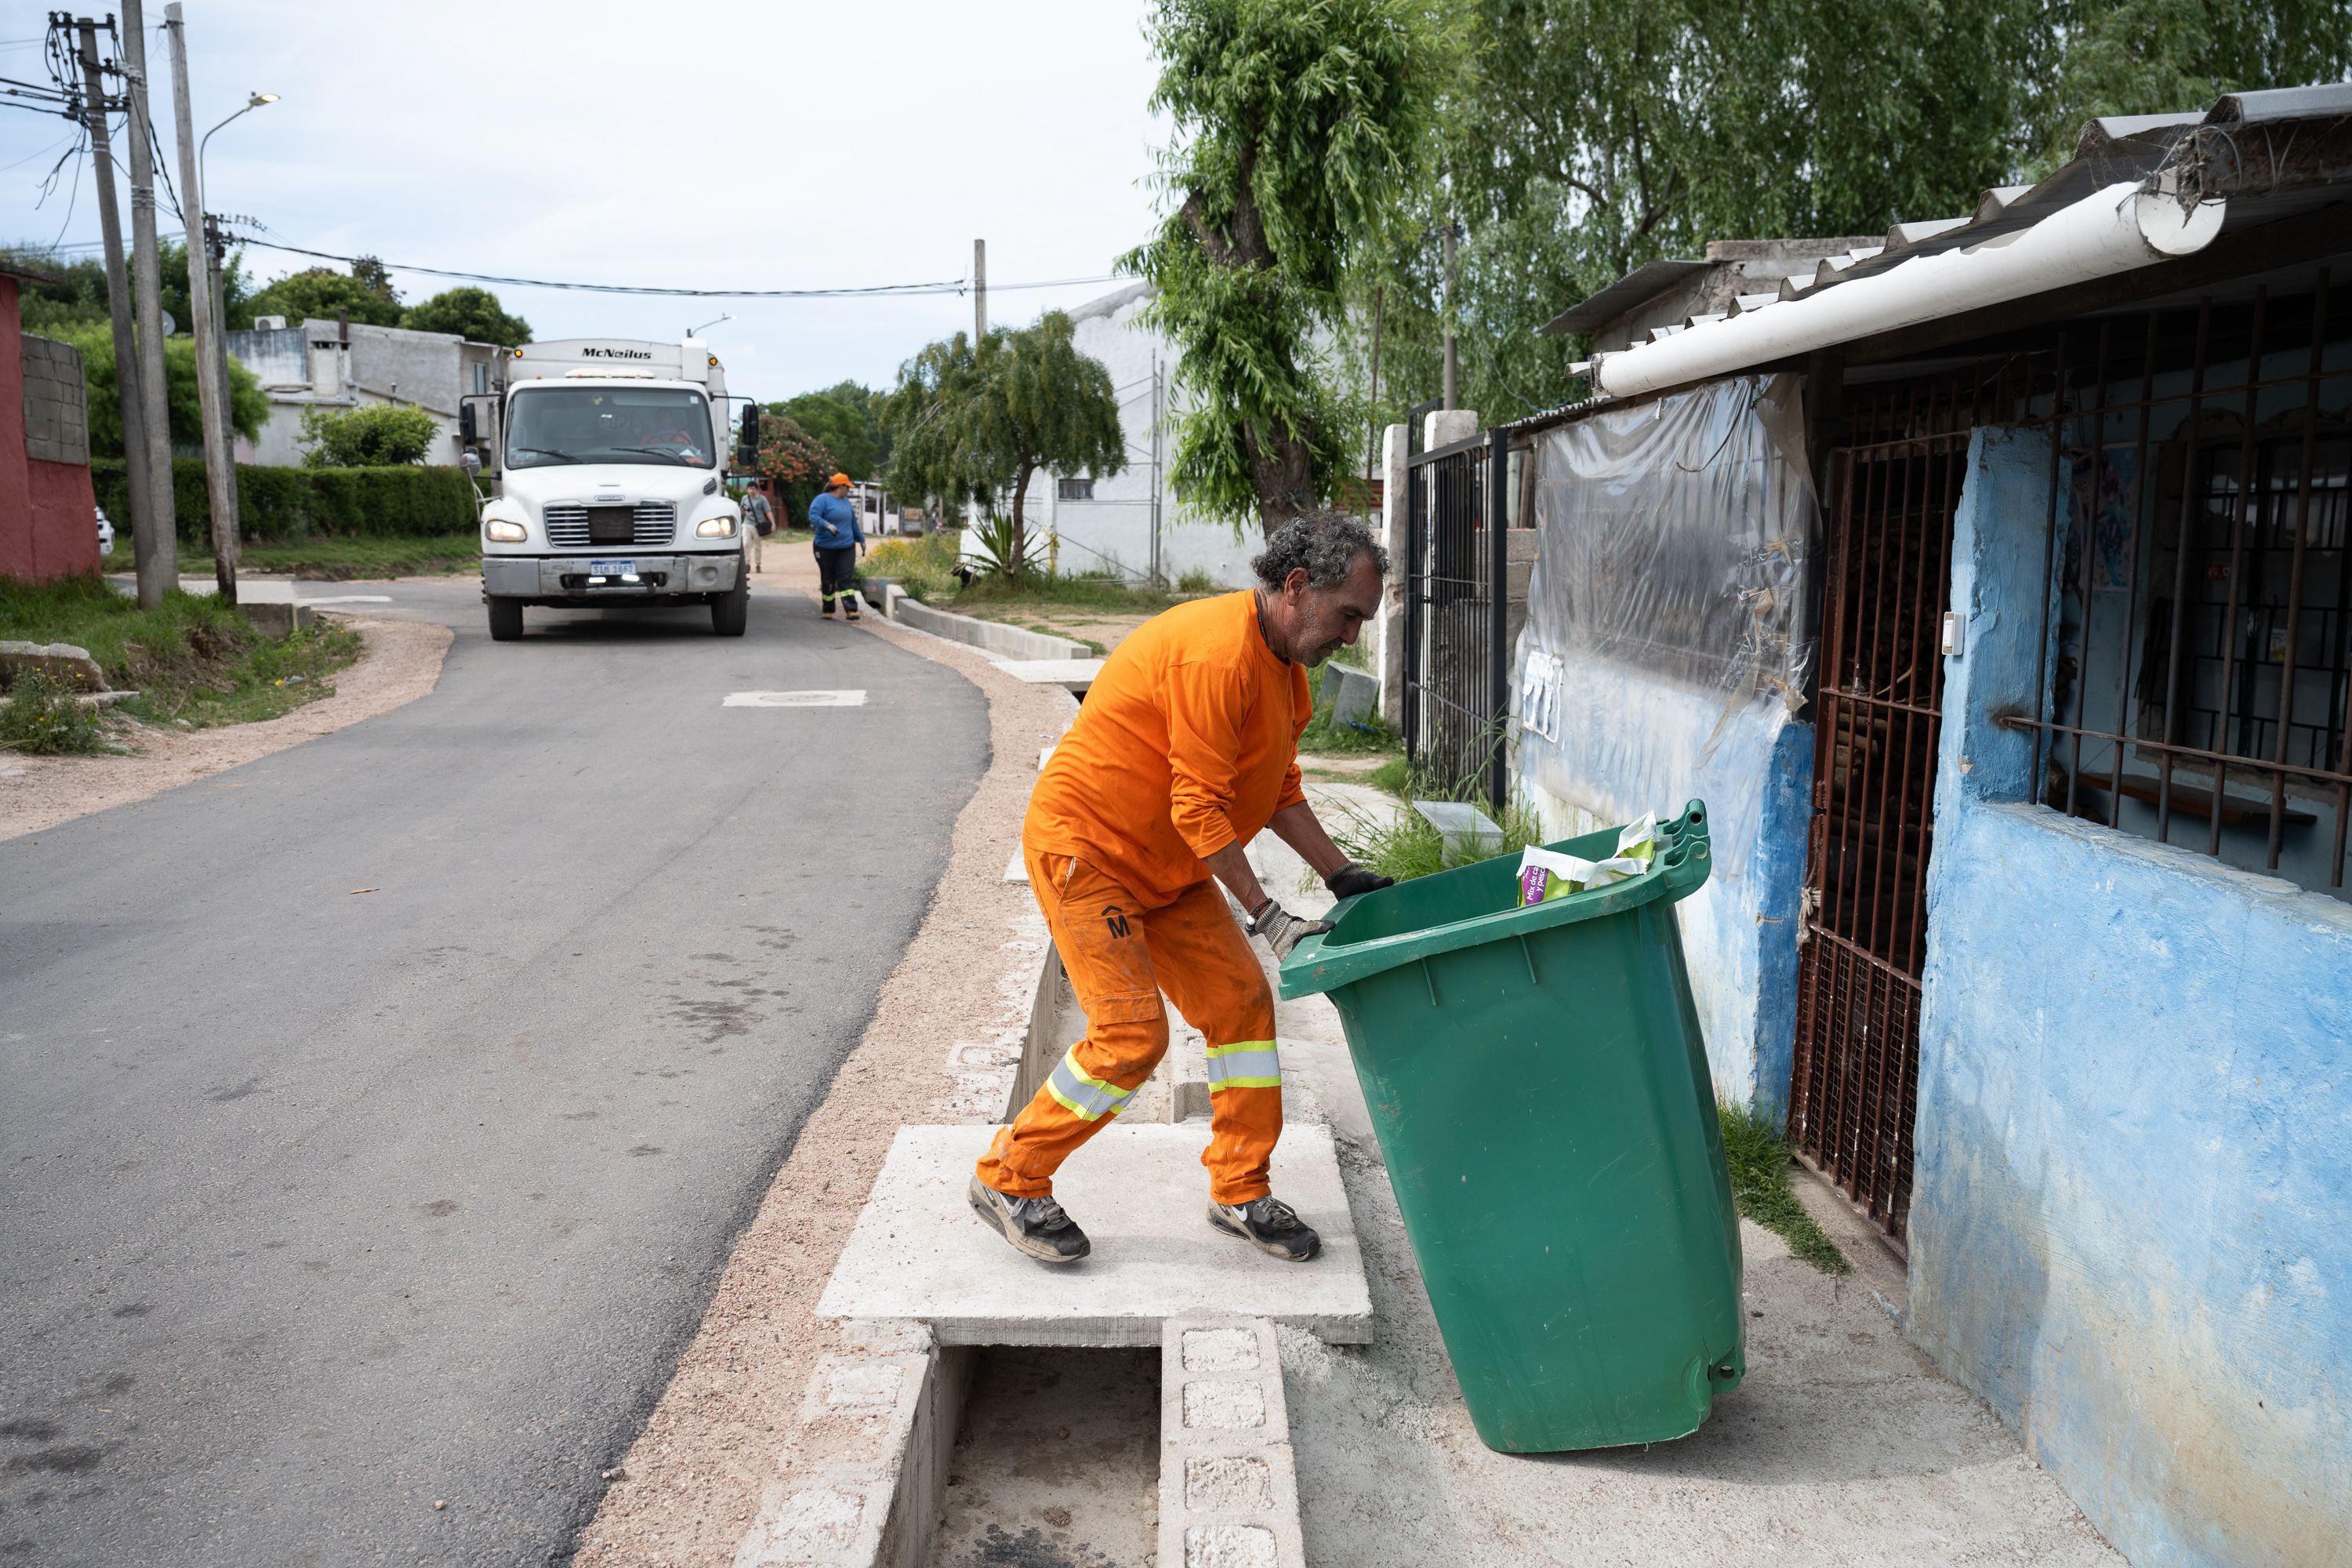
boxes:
[0,274,33,582]
[28,456,98,578]
[0,273,103,583]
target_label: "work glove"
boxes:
[1323,862,1393,901]
[1248,899,1330,962]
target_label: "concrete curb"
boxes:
[888,597,1090,660]
[731,1325,972,1568]
[1160,1316,1308,1568]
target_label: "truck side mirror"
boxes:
[739,405,760,447]
[459,404,478,443]
[736,445,757,470]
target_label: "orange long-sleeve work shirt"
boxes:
[1024,590,1311,908]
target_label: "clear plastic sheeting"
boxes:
[1515,374,1816,883]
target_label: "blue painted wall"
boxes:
[1910,426,2352,1568]
[1522,705,1813,1123]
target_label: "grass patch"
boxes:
[1364,756,1412,795]
[106,532,480,580]
[860,530,960,602]
[1323,767,1549,883]
[0,669,112,755]
[1717,1102,1849,1273]
[0,574,361,733]
[950,568,1179,615]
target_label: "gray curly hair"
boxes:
[1250,510,1389,591]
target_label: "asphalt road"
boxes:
[0,580,989,1566]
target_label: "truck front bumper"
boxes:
[482,554,741,600]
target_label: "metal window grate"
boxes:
[2007,276,2352,898]
[1403,430,1510,805]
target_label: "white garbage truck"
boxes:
[470,338,759,640]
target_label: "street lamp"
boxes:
[198,91,278,198]
[688,312,734,337]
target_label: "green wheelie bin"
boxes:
[1278,799,1744,1454]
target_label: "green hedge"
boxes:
[90,458,479,543]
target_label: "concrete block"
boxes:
[1424,408,1481,449]
[0,641,106,692]
[1158,1317,1305,1568]
[733,1331,971,1568]
[1318,663,1377,728]
[882,583,907,621]
[239,600,315,638]
[996,658,1102,695]
[815,1125,1371,1347]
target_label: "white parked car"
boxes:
[95,504,114,556]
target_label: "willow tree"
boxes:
[1123,0,1447,537]
[880,310,1124,580]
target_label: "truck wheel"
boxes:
[488,597,524,641]
[711,579,749,637]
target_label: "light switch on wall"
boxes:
[1940,611,1965,657]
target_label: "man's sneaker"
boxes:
[1208,1196,1321,1262]
[968,1174,1091,1264]
[821,604,835,619]
[844,604,862,622]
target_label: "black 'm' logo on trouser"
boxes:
[1102,906,1131,938]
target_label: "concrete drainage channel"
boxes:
[733,930,1356,1568]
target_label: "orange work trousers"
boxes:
[976,848,1282,1207]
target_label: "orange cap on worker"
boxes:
[970,511,1396,1266]
[826,472,853,490]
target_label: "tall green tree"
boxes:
[401,285,532,345]
[49,321,267,456]
[1123,0,1454,535]
[1355,0,2352,428]
[881,311,1125,579]
[771,381,886,481]
[243,263,401,330]
[2,241,252,337]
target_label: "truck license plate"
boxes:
[587,559,637,578]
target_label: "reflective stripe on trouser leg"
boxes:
[1204,1040,1280,1091]
[1044,1047,1137,1121]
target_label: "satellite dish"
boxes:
[160,310,176,336]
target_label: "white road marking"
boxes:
[722,690,868,708]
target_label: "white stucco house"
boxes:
[226,316,504,469]
[1025,281,1264,590]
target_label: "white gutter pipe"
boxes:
[1590,182,2226,398]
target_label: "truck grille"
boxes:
[542,502,676,547]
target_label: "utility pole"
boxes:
[973,238,986,342]
[120,0,178,598]
[164,2,237,601]
[1441,223,1458,412]
[73,15,158,601]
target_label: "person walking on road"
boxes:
[810,474,865,620]
[971,513,1395,1266]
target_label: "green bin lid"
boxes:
[1279,799,1711,999]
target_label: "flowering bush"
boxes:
[755,414,839,529]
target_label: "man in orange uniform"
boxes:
[971,514,1396,1265]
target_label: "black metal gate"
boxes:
[1403,428,1511,805]
[1788,431,1966,1247]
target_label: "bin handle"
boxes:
[1659,797,1711,905]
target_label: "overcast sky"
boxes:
[1,0,1169,403]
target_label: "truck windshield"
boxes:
[505,387,714,469]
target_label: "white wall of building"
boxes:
[227,319,499,469]
[1036,282,1263,590]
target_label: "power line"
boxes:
[222,233,1117,302]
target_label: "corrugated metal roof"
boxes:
[1537,259,1708,336]
[1555,80,2352,393]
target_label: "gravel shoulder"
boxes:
[575,552,1078,1568]
[0,614,454,843]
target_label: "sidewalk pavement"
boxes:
[1246,790,2125,1566]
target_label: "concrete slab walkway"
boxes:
[817,1123,1371,1347]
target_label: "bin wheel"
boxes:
[487,598,524,641]
[711,579,749,637]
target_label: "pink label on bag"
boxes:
[1519,866,1550,906]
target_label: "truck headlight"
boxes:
[485,518,528,543]
[695,515,738,538]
